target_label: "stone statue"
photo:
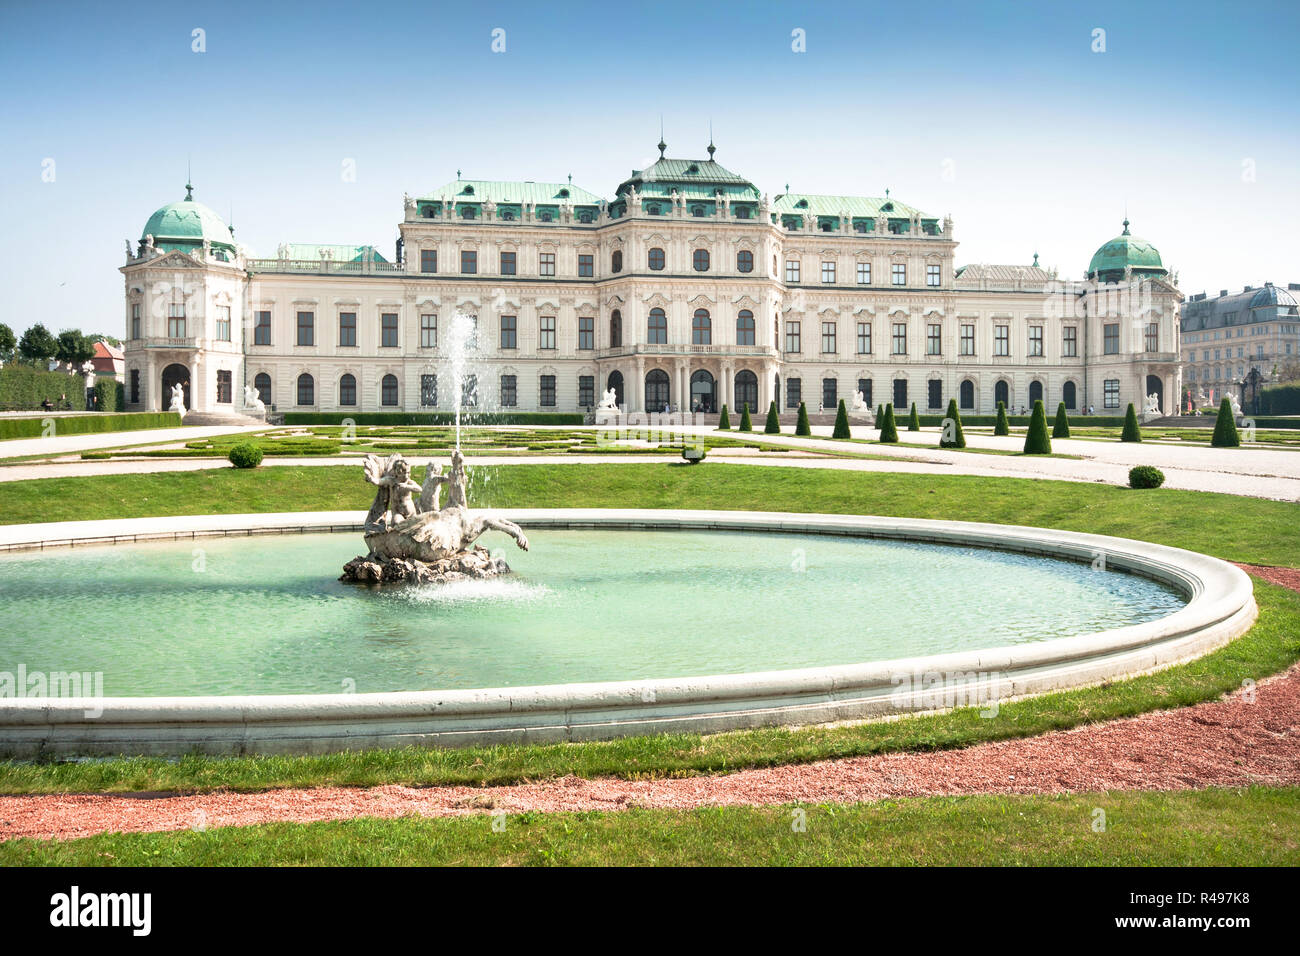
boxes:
[342,451,528,585]
[597,387,619,412]
[1229,393,1243,419]
[143,234,155,253]
[851,390,870,414]
[1143,393,1161,418]
[168,382,186,416]
[242,384,266,415]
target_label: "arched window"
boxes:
[959,379,975,410]
[296,373,314,407]
[693,249,710,272]
[736,310,755,345]
[648,247,665,271]
[606,370,624,407]
[693,309,711,345]
[737,250,753,273]
[1029,380,1043,406]
[691,205,705,217]
[648,308,667,344]
[645,369,670,411]
[734,370,758,413]
[253,373,272,406]
[690,369,715,412]
[611,250,623,273]
[1063,380,1077,411]
[994,380,1010,410]
[381,374,399,406]
[610,310,622,348]
[339,373,357,407]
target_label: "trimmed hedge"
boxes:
[1121,403,1142,443]
[1052,402,1070,439]
[281,411,585,426]
[907,402,920,431]
[795,402,811,436]
[764,401,780,434]
[92,379,124,413]
[738,403,753,432]
[832,399,851,439]
[878,403,899,443]
[1023,400,1052,454]
[1128,465,1165,489]
[1212,397,1240,448]
[912,413,1127,428]
[227,443,265,468]
[994,402,1010,436]
[0,364,84,411]
[0,411,182,441]
[717,404,730,430]
[939,398,965,448]
[1260,383,1300,415]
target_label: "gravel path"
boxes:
[3,564,1296,842]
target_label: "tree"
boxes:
[994,401,1010,436]
[88,333,122,348]
[1023,399,1052,454]
[1052,402,1071,439]
[56,329,96,370]
[0,323,15,361]
[764,400,781,434]
[17,324,57,367]
[1211,397,1240,448]
[908,402,920,431]
[1121,403,1142,442]
[718,404,730,430]
[738,403,752,432]
[940,398,965,448]
[795,401,811,436]
[832,399,851,439]
[878,403,899,443]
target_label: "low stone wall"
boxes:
[0,510,1257,757]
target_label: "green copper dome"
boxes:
[1086,219,1165,281]
[141,184,235,249]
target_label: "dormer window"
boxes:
[881,202,894,212]
[820,221,832,232]
[854,221,867,233]
[461,206,476,219]
[646,204,661,215]
[795,199,808,208]
[579,211,592,223]
[691,206,705,217]
[540,211,553,222]
[423,206,436,218]
[558,188,570,198]
[735,206,751,220]
[687,164,699,174]
[500,210,515,221]
[462,185,475,195]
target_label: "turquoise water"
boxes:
[0,530,1185,696]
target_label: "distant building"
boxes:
[1180,283,1300,404]
[91,340,124,382]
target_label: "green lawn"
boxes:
[3,787,1295,866]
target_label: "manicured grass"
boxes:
[1,579,1294,796]
[2,787,1295,866]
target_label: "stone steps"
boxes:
[180,411,268,428]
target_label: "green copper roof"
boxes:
[419,179,603,206]
[141,185,235,248]
[1087,219,1165,279]
[773,193,930,220]
[616,156,759,200]
[277,243,388,262]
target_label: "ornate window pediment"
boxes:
[604,294,625,308]
[731,294,760,308]
[687,293,715,309]
[535,299,560,313]
[643,293,671,308]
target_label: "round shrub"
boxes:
[228,442,264,469]
[1128,465,1165,489]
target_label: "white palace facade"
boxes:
[121,143,1183,419]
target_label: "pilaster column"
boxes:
[634,357,645,413]
[189,358,199,413]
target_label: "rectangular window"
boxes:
[1104,323,1120,354]
[960,324,975,356]
[893,378,908,410]
[254,310,271,346]
[579,375,594,407]
[822,321,836,353]
[296,311,314,346]
[540,374,556,407]
[578,316,594,350]
[785,260,800,283]
[857,378,872,408]
[500,251,516,275]
[927,323,941,356]
[1104,378,1120,409]
[892,322,907,355]
[786,377,801,410]
[821,261,836,284]
[460,250,477,274]
[578,254,594,277]
[994,325,1009,357]
[928,379,942,409]
[822,378,837,409]
[420,374,437,407]
[129,369,140,404]
[539,252,556,276]
[499,315,517,349]
[785,320,801,354]
[540,316,556,350]
[339,312,357,347]
[1063,326,1077,357]
[215,305,231,342]
[462,374,477,407]
[420,314,437,349]
[216,370,232,404]
[856,262,871,285]
[1028,325,1043,357]
[420,249,437,273]
[892,263,906,286]
[381,313,398,348]
[926,264,941,287]
[131,303,141,340]
[857,322,871,354]
[499,375,517,407]
[1145,322,1159,352]
[168,303,185,339]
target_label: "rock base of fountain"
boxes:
[341,546,511,586]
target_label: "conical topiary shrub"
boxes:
[1052,401,1070,439]
[876,404,884,423]
[738,403,752,432]
[1023,399,1051,454]
[940,397,965,448]
[994,401,1010,436]
[1212,396,1240,447]
[833,399,851,439]
[764,401,780,434]
[878,403,899,443]
[718,404,730,430]
[1121,403,1142,442]
[796,402,812,436]
[908,402,920,431]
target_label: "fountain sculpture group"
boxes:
[340,449,529,585]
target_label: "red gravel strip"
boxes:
[1237,563,1300,592]
[1,566,1295,842]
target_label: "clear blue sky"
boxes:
[1,0,1296,338]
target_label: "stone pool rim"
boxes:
[0,509,1258,757]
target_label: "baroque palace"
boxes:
[120,141,1183,418]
